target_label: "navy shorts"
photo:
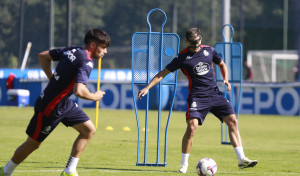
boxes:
[26,99,90,142]
[186,93,235,125]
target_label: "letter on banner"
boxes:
[255,87,274,114]
[276,88,299,115]
[121,84,134,109]
[100,84,119,109]
[240,87,254,114]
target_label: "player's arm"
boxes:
[217,60,231,91]
[73,82,105,101]
[38,50,53,80]
[138,68,171,99]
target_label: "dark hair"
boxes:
[84,28,111,47]
[186,28,201,41]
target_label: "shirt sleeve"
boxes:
[212,47,222,65]
[165,56,181,72]
[49,48,65,61]
[75,60,93,85]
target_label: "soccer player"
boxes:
[138,28,257,173]
[0,28,110,176]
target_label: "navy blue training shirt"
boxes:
[34,47,94,116]
[166,45,222,97]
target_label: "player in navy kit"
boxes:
[0,29,110,176]
[138,28,257,173]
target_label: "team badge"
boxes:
[203,50,209,56]
[189,101,197,110]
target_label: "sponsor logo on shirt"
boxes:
[63,49,77,62]
[193,62,210,75]
[86,61,94,68]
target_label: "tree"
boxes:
[0,1,20,68]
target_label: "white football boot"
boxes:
[238,157,258,169]
[178,164,188,173]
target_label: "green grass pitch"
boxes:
[0,106,299,175]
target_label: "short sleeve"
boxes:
[49,48,65,61]
[75,61,93,85]
[212,48,222,65]
[166,56,181,72]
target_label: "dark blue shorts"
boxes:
[26,99,89,142]
[186,93,235,125]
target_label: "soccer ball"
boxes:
[196,158,217,176]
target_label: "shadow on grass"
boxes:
[78,166,178,173]
[15,162,178,174]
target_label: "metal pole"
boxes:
[211,0,217,44]
[296,0,300,81]
[172,0,177,33]
[67,0,72,47]
[222,0,231,42]
[18,0,25,67]
[240,0,245,46]
[192,0,197,27]
[49,0,54,49]
[283,0,288,50]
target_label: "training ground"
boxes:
[0,107,299,176]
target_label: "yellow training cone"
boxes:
[105,126,114,131]
[142,127,149,132]
[122,126,131,131]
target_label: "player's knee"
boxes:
[86,127,96,139]
[25,138,42,151]
[225,115,238,128]
[186,125,197,137]
[33,143,41,150]
[90,127,96,136]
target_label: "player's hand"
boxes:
[94,90,106,101]
[138,88,149,99]
[223,80,231,91]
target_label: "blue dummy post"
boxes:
[214,24,243,145]
[131,8,180,167]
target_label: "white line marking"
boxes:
[14,169,300,175]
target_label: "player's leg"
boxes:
[179,118,199,173]
[211,93,257,169]
[223,114,257,169]
[179,97,209,173]
[223,114,242,147]
[71,120,96,158]
[11,137,42,164]
[60,120,96,176]
[182,118,199,154]
[2,110,60,176]
[179,118,198,173]
[60,100,95,176]
[1,137,41,176]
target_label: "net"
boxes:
[247,50,299,82]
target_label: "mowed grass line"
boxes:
[0,106,299,176]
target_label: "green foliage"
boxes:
[0,107,300,175]
[0,0,298,68]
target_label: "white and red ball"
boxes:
[196,158,217,176]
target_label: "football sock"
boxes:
[64,156,79,174]
[181,153,190,166]
[234,146,245,162]
[4,159,18,176]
